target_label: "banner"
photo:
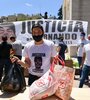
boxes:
[0,19,88,46]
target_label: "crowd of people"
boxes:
[77,32,90,88]
[0,23,90,91]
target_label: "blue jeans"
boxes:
[79,64,90,88]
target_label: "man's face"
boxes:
[32,27,43,36]
[0,26,15,42]
[80,34,85,40]
[34,57,42,69]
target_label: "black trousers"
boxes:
[28,74,40,86]
[0,66,3,82]
[14,55,22,60]
[0,59,12,81]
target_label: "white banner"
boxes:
[0,19,88,46]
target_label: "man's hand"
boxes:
[80,65,83,69]
[10,56,20,63]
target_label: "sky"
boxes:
[0,0,63,17]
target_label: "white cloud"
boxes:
[25,3,32,7]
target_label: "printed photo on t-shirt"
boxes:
[32,53,45,73]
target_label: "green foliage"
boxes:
[65,54,71,60]
[73,61,79,68]
[65,54,79,68]
[0,13,43,22]
[72,58,79,68]
[58,5,63,19]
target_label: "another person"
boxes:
[0,35,13,82]
[79,42,90,88]
[11,23,57,85]
[77,32,88,78]
[57,36,68,61]
[10,36,24,75]
[10,36,22,60]
[0,23,15,42]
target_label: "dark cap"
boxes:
[32,23,44,32]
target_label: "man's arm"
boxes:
[65,47,68,53]
[11,56,31,68]
[80,52,86,67]
[50,57,54,64]
[56,46,61,52]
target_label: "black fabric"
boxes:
[0,66,3,82]
[28,73,40,86]
[58,41,67,60]
[0,42,12,59]
[0,41,12,82]
[14,55,22,60]
[0,59,12,82]
[1,63,26,92]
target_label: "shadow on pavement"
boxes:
[84,81,90,87]
[0,92,18,98]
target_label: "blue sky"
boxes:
[0,0,63,17]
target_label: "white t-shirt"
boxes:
[77,39,88,57]
[23,39,57,77]
[83,44,90,66]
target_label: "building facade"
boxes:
[63,0,90,57]
[63,0,90,34]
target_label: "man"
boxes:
[10,36,22,60]
[77,32,88,78]
[0,23,15,42]
[79,42,90,88]
[11,23,57,85]
[0,35,12,82]
[57,36,68,61]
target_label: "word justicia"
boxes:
[20,20,86,34]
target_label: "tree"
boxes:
[58,6,63,19]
